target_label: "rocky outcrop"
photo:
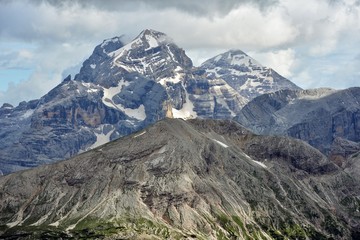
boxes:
[235,87,360,156]
[0,119,358,239]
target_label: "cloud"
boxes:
[0,69,62,105]
[250,49,296,78]
[29,0,279,16]
[1,0,360,105]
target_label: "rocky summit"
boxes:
[199,50,301,100]
[1,118,360,239]
[0,29,300,174]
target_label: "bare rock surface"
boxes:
[0,119,359,239]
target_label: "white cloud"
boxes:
[1,0,360,105]
[0,71,61,105]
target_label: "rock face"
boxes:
[0,29,300,174]
[235,87,360,157]
[0,118,359,239]
[199,50,301,100]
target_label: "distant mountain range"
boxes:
[1,118,359,239]
[1,29,360,239]
[0,29,301,174]
[235,87,360,163]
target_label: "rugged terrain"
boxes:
[0,29,300,174]
[1,118,360,239]
[235,87,360,162]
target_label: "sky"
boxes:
[0,0,360,106]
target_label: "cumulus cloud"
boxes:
[30,0,279,16]
[0,0,360,105]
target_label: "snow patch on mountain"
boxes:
[172,87,197,119]
[21,109,34,119]
[252,160,267,168]
[89,125,116,149]
[101,80,146,120]
[159,66,183,85]
[120,104,146,121]
[212,139,229,148]
[133,131,146,138]
[102,80,129,103]
[145,34,159,50]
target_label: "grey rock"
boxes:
[235,87,360,156]
[0,119,358,239]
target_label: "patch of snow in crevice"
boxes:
[252,160,267,168]
[211,139,229,148]
[166,45,177,63]
[159,68,183,85]
[101,80,128,104]
[145,34,159,50]
[119,104,146,121]
[172,85,197,119]
[102,81,147,121]
[133,131,146,138]
[87,88,99,93]
[90,64,96,69]
[89,125,115,149]
[20,109,34,119]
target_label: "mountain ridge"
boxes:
[0,29,301,174]
[1,118,359,239]
[235,87,360,160]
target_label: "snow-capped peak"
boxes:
[138,29,173,48]
[200,49,300,100]
[109,29,173,58]
[208,49,263,68]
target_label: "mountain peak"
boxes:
[221,49,262,67]
[135,29,173,49]
[98,36,124,55]
[139,28,164,37]
[200,49,300,100]
[227,49,248,56]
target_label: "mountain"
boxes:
[0,118,359,239]
[0,29,300,175]
[199,49,301,100]
[235,87,360,162]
